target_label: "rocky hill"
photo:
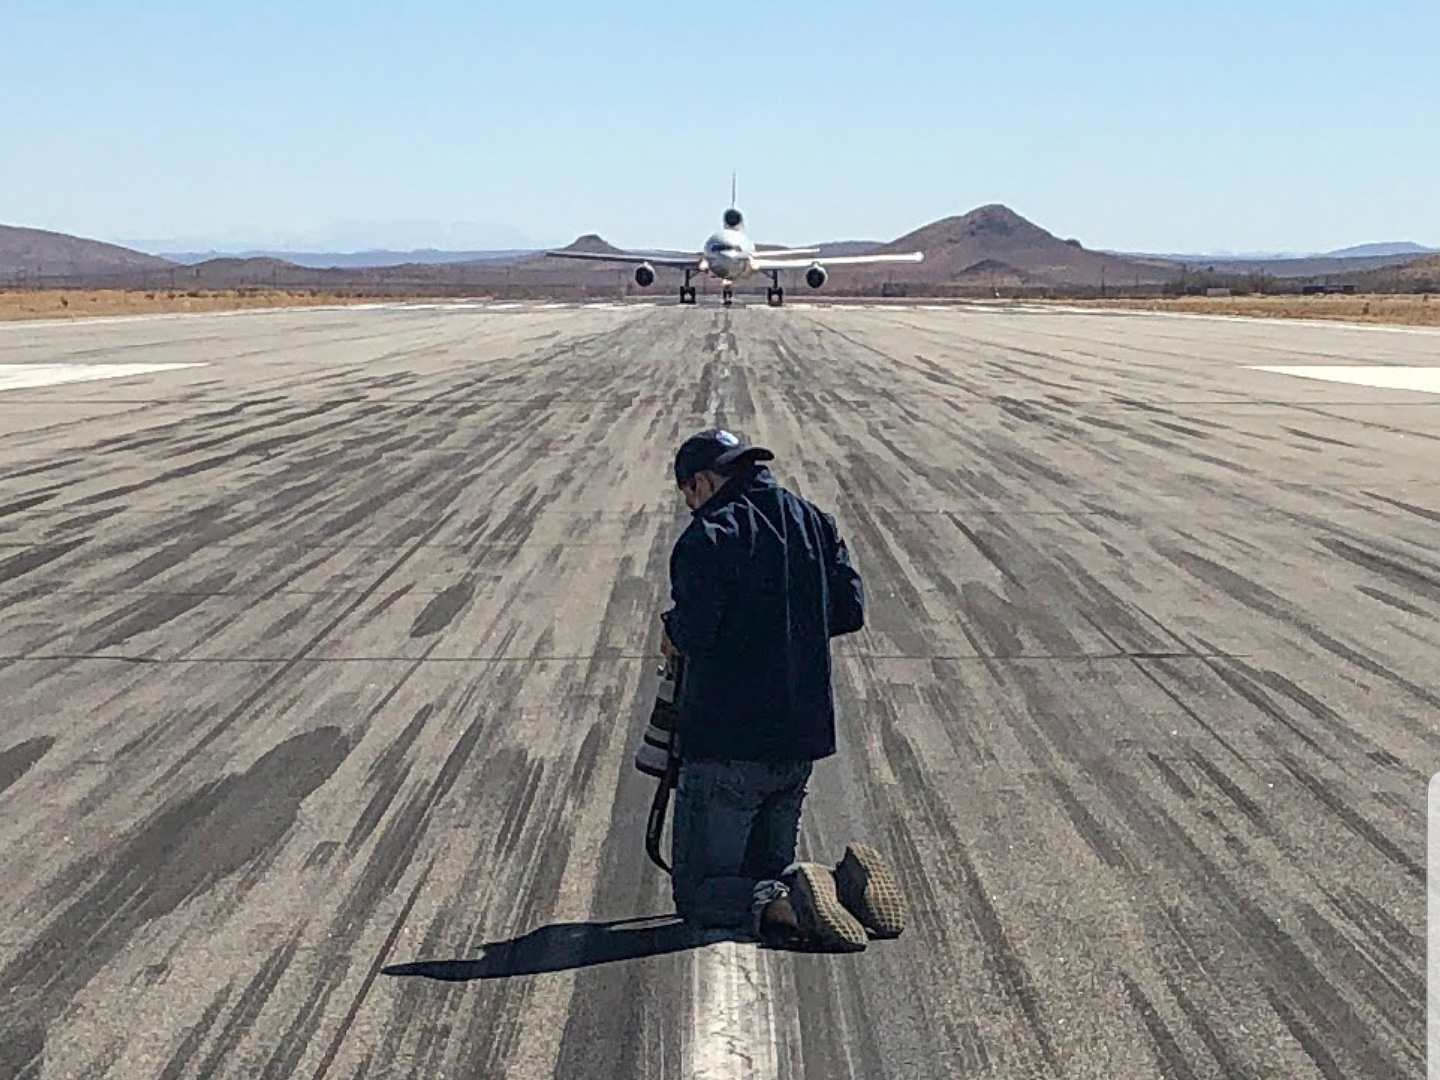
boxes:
[0,225,175,277]
[873,205,1172,287]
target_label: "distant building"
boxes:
[1302,284,1358,295]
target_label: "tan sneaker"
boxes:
[784,863,868,952]
[833,843,908,939]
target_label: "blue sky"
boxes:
[3,1,1436,254]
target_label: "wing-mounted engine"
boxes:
[805,263,828,289]
[634,263,656,287]
[723,207,744,230]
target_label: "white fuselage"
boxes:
[700,228,757,283]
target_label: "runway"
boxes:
[0,299,1434,1078]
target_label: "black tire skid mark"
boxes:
[0,728,350,1078]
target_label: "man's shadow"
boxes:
[382,915,746,982]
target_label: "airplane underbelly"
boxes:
[709,255,749,281]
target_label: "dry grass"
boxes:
[1053,294,1440,327]
[0,289,387,321]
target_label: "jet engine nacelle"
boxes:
[723,208,744,229]
[805,264,828,290]
[634,263,656,288]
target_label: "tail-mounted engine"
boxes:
[805,263,828,289]
[635,263,655,287]
[723,208,744,229]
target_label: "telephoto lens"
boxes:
[641,653,684,874]
[635,655,682,781]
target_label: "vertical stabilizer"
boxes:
[723,172,744,230]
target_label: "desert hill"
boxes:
[508,233,633,273]
[1347,253,1440,291]
[874,205,1171,287]
[0,225,175,276]
[810,241,883,258]
[176,257,335,287]
[558,234,623,255]
[191,257,302,274]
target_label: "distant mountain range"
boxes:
[1107,247,1440,279]
[1325,241,1436,258]
[1111,241,1437,263]
[4,214,1435,291]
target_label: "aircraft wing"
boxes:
[753,247,821,259]
[545,250,701,268]
[751,252,925,270]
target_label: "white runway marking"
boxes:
[686,942,779,1080]
[0,308,342,330]
[1250,365,1440,395]
[0,363,205,392]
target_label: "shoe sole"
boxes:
[834,843,908,939]
[789,864,868,952]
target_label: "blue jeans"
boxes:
[671,759,813,929]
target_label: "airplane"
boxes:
[545,177,924,307]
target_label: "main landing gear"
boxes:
[765,270,784,307]
[679,269,697,305]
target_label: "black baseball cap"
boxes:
[673,429,775,485]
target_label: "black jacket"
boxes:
[661,466,864,762]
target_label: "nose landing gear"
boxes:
[722,286,734,306]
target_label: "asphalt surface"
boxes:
[0,299,1435,1079]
